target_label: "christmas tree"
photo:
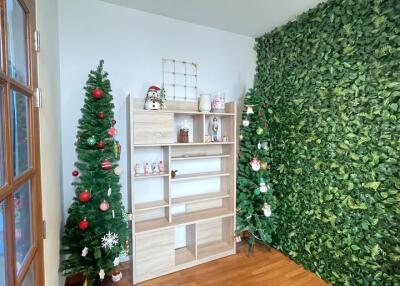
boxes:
[236,87,277,246]
[60,60,129,285]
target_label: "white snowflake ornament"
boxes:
[101,232,119,249]
[82,247,89,257]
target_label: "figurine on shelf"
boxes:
[144,85,166,110]
[151,161,159,174]
[134,163,144,176]
[209,116,219,142]
[171,170,178,178]
[144,163,151,175]
[158,161,165,173]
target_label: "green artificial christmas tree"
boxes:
[236,87,277,247]
[60,61,129,285]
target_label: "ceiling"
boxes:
[99,0,325,37]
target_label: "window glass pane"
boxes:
[0,86,5,187]
[0,202,7,286]
[6,0,28,85]
[10,90,30,177]
[21,264,34,286]
[14,181,32,272]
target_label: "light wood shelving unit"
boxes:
[128,96,237,284]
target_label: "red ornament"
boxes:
[79,190,91,202]
[108,127,117,137]
[98,112,105,119]
[96,141,105,149]
[79,218,89,230]
[101,159,112,170]
[99,200,110,211]
[72,170,79,177]
[92,88,103,99]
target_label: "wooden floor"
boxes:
[115,243,329,286]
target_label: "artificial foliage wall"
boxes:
[253,0,400,285]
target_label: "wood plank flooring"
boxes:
[118,243,330,286]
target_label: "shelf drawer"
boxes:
[135,228,175,278]
[134,112,174,144]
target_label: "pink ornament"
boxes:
[108,127,118,137]
[101,159,112,170]
[99,200,110,211]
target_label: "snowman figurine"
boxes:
[262,203,272,217]
[144,85,166,110]
[250,157,261,171]
[259,178,269,193]
[144,163,151,175]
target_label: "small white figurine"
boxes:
[144,163,151,175]
[158,161,165,173]
[151,161,159,174]
[134,163,143,175]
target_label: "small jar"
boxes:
[211,92,225,112]
[199,94,211,112]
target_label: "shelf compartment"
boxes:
[175,224,196,265]
[172,171,230,182]
[172,192,230,205]
[134,173,169,179]
[175,247,196,265]
[135,200,169,212]
[171,154,230,161]
[135,217,170,234]
[172,207,232,225]
[197,241,233,259]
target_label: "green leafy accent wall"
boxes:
[254,0,400,285]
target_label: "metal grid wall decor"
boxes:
[162,58,198,101]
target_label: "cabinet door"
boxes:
[135,229,175,279]
[133,112,174,144]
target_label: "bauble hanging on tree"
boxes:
[256,127,264,135]
[79,190,91,202]
[101,159,112,170]
[108,127,118,137]
[79,218,89,230]
[72,170,79,177]
[99,200,110,212]
[250,157,261,171]
[261,162,270,170]
[98,112,105,119]
[96,141,105,149]
[86,136,96,146]
[92,88,104,99]
[114,166,123,176]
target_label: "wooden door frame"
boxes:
[0,0,44,285]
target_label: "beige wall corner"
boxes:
[36,0,63,285]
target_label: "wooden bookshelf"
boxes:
[128,96,236,284]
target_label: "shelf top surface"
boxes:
[135,208,234,234]
[133,109,235,116]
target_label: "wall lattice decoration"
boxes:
[162,58,198,102]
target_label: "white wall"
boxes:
[58,0,256,215]
[36,0,62,285]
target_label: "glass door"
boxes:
[0,0,43,285]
